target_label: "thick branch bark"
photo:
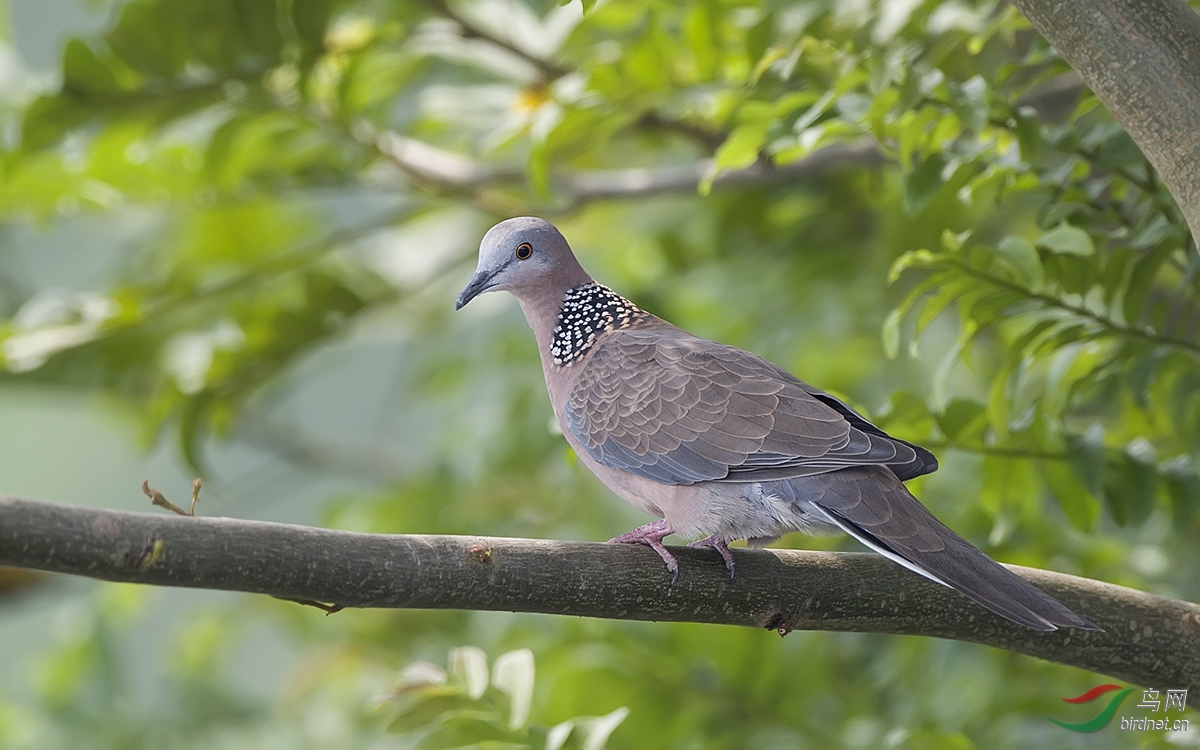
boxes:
[1010,0,1200,243]
[1,495,1197,704]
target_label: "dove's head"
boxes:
[455,217,591,309]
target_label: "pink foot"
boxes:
[688,534,736,579]
[608,520,679,583]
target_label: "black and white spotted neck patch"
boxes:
[550,283,649,366]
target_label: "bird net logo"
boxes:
[1047,684,1190,733]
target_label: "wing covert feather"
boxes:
[564,328,933,485]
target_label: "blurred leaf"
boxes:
[62,39,123,96]
[902,152,946,215]
[1066,425,1107,503]
[1122,243,1176,326]
[1161,457,1200,532]
[881,307,902,359]
[1036,223,1094,256]
[1041,459,1100,531]
[449,646,490,700]
[1103,438,1159,527]
[547,708,629,750]
[492,649,535,730]
[981,454,1038,517]
[936,399,987,442]
[994,236,1043,288]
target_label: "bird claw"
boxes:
[608,524,737,582]
[688,535,736,580]
[608,520,679,583]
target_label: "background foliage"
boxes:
[0,0,1197,747]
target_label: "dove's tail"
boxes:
[796,466,1101,632]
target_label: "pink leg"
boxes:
[688,534,736,579]
[607,520,679,583]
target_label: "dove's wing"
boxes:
[564,326,934,485]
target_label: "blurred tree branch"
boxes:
[423,0,573,82]
[1010,0,1200,245]
[2,494,1197,706]
[330,72,1084,213]
[367,128,882,211]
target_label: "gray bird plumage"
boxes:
[457,216,1099,632]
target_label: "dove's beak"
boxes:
[455,268,500,310]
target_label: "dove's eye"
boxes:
[515,243,533,260]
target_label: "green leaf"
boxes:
[1098,245,1135,306]
[960,289,1024,333]
[1036,223,1094,256]
[1012,107,1042,161]
[1130,214,1179,249]
[881,308,902,359]
[1041,460,1099,531]
[948,76,989,132]
[887,249,939,283]
[1125,349,1161,409]
[993,236,1043,288]
[875,390,934,439]
[62,39,122,96]
[1102,438,1158,526]
[1161,457,1200,532]
[1065,424,1107,501]
[941,229,971,252]
[930,339,963,409]
[1171,373,1200,445]
[384,693,476,734]
[1122,243,1175,326]
[712,121,770,174]
[914,278,970,336]
[104,1,183,79]
[414,714,515,748]
[1044,253,1095,294]
[292,0,336,67]
[901,152,946,216]
[935,399,987,442]
[980,455,1037,518]
[985,371,1010,437]
[683,3,718,80]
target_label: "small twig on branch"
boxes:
[1,494,1197,706]
[276,597,345,614]
[634,111,728,151]
[141,479,198,517]
[139,480,344,615]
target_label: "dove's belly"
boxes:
[574,442,837,541]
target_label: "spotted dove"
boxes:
[456,216,1098,632]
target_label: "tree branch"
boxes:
[2,495,1197,705]
[423,0,573,82]
[352,71,1084,211]
[370,130,882,209]
[1009,0,1200,247]
[946,257,1200,359]
[332,71,1085,212]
